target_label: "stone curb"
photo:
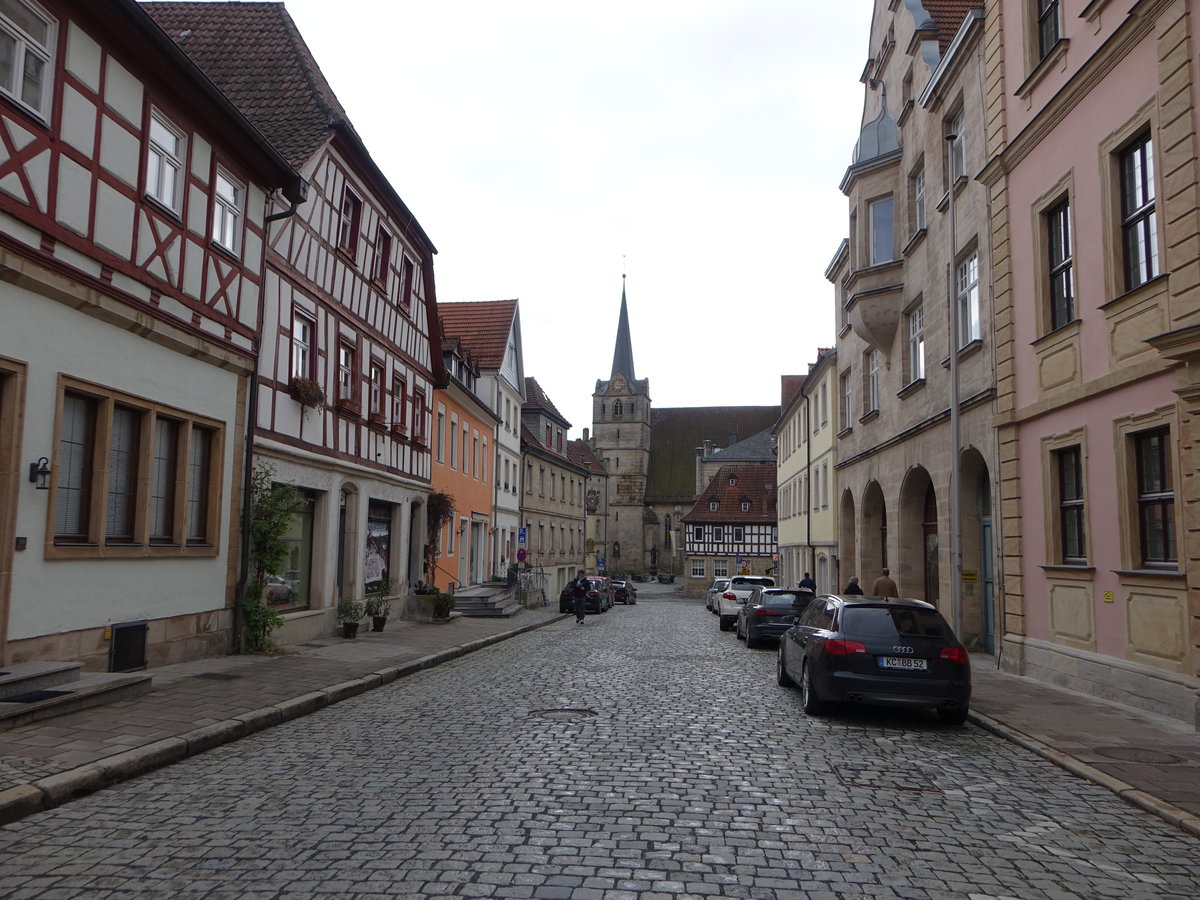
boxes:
[0,612,571,827]
[968,710,1200,840]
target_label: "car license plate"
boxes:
[879,656,927,671]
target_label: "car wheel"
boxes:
[745,629,759,649]
[776,647,795,688]
[719,616,732,631]
[736,619,746,640]
[938,705,969,725]
[801,662,827,716]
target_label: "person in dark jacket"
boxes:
[843,576,864,595]
[570,573,590,624]
[798,572,816,592]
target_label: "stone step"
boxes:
[0,671,153,732]
[0,661,83,700]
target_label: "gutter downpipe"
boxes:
[805,388,812,583]
[233,188,305,653]
[947,135,963,637]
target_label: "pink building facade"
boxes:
[984,0,1200,725]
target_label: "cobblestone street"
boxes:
[0,589,1197,899]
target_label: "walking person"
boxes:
[843,575,864,595]
[570,572,590,624]
[871,567,899,598]
[797,572,816,593]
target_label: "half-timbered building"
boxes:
[683,464,778,582]
[145,3,444,640]
[0,0,301,669]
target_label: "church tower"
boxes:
[591,277,652,574]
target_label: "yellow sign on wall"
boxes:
[961,570,978,583]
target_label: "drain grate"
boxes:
[2,689,73,703]
[1093,746,1184,765]
[530,708,597,720]
[191,672,242,681]
[834,764,942,792]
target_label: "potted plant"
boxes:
[287,376,325,410]
[364,594,391,632]
[336,596,365,638]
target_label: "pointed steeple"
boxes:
[610,275,636,381]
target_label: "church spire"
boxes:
[610,274,636,381]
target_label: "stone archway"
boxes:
[959,448,994,653]
[898,466,936,606]
[861,481,887,586]
[839,488,857,590]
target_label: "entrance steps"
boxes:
[0,661,152,732]
[451,583,523,617]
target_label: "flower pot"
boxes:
[341,621,359,638]
[371,616,387,632]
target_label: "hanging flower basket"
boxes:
[288,376,325,410]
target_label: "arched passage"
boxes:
[860,481,887,587]
[959,448,994,653]
[839,488,857,590]
[899,466,936,606]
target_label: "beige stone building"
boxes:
[832,1,998,651]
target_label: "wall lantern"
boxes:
[29,457,51,490]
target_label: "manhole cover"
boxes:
[531,708,597,720]
[1093,746,1184,765]
[191,672,242,681]
[834,764,942,792]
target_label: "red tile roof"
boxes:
[438,300,518,370]
[683,463,777,524]
[923,0,982,53]
[523,377,569,426]
[568,439,606,476]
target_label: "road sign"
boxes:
[516,548,527,562]
[518,527,527,545]
[736,555,744,565]
[598,557,606,569]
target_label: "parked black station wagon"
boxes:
[777,594,972,724]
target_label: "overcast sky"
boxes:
[282,0,875,436]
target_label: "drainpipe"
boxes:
[233,183,307,652]
[804,386,812,584]
[946,133,963,637]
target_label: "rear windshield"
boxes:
[732,577,774,587]
[759,591,807,609]
[842,606,950,640]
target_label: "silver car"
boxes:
[705,578,731,613]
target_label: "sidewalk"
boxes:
[0,605,1197,839]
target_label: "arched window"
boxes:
[612,540,621,558]
[614,399,623,416]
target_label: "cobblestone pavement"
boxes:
[0,592,1197,899]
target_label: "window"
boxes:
[391,377,407,434]
[369,362,383,419]
[436,407,445,461]
[867,349,880,412]
[869,197,893,264]
[840,371,852,427]
[399,257,414,308]
[291,313,313,379]
[1134,428,1175,566]
[713,526,724,542]
[1120,133,1158,291]
[339,188,362,258]
[948,109,966,182]
[911,166,926,232]
[709,501,718,512]
[956,251,981,346]
[374,227,392,288]
[733,526,744,542]
[212,168,242,253]
[1047,199,1074,329]
[449,415,458,469]
[0,0,53,116]
[1056,446,1085,564]
[693,526,703,542]
[714,561,729,578]
[740,501,750,512]
[338,344,356,404]
[52,384,221,556]
[1037,0,1059,60]
[907,305,925,382]
[691,559,706,578]
[545,424,552,447]
[412,390,426,443]
[146,111,184,213]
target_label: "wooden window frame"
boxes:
[338,187,363,260]
[0,0,54,119]
[47,377,223,559]
[146,108,185,215]
[212,166,243,255]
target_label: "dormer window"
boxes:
[729,476,737,486]
[709,501,718,512]
[741,501,751,512]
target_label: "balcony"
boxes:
[844,258,904,353]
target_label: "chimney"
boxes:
[582,427,590,442]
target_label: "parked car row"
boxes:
[558,575,637,614]
[705,577,972,725]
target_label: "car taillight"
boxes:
[940,647,969,664]
[722,592,736,601]
[754,607,777,616]
[824,639,867,655]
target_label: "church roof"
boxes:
[644,406,781,503]
[706,427,776,462]
[438,300,517,370]
[683,463,777,524]
[610,281,636,381]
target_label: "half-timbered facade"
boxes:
[145,3,444,639]
[0,0,301,669]
[683,464,778,583]
[437,299,526,581]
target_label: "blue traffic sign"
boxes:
[518,527,527,545]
